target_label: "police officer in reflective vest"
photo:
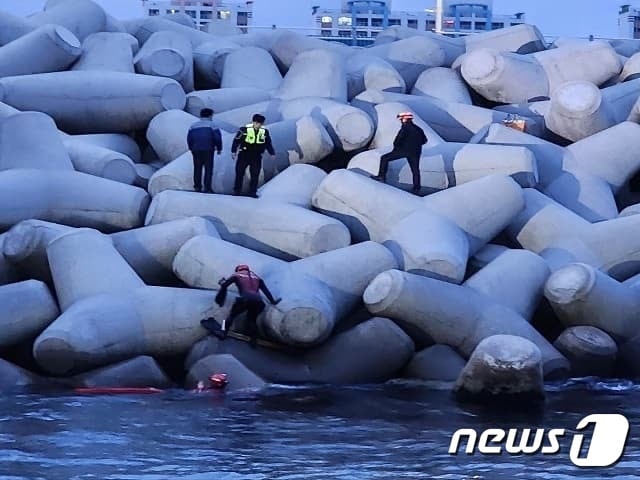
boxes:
[231,114,275,198]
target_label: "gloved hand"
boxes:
[272,298,282,306]
[218,277,226,286]
[215,289,226,307]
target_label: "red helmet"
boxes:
[209,373,228,388]
[235,264,250,272]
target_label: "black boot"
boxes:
[411,185,421,195]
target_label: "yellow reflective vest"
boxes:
[244,124,266,144]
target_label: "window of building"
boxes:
[149,9,159,16]
[426,19,436,30]
[388,18,401,26]
[475,21,486,29]
[357,30,368,37]
[200,11,212,19]
[237,12,248,26]
[356,17,369,27]
[338,30,352,37]
[321,16,333,24]
[185,10,196,18]
[371,31,379,37]
[218,10,232,20]
[338,16,352,26]
[460,21,472,30]
[492,22,504,29]
[371,18,383,27]
[321,29,332,36]
[408,19,418,29]
[167,9,179,14]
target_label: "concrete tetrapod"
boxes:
[0,11,35,47]
[403,345,467,382]
[146,191,350,260]
[373,28,466,61]
[4,217,220,287]
[2,220,73,283]
[62,137,138,184]
[29,0,106,42]
[553,326,617,378]
[411,67,472,104]
[33,285,228,375]
[345,52,406,100]
[275,49,347,102]
[461,40,621,104]
[348,142,538,194]
[146,109,199,164]
[72,32,138,73]
[312,170,524,283]
[268,30,348,71]
[366,36,447,88]
[257,164,327,209]
[0,234,20,286]
[186,88,272,116]
[148,118,333,195]
[352,89,540,142]
[0,112,74,171]
[463,249,550,321]
[111,217,221,286]
[70,134,142,163]
[461,49,549,104]
[476,122,640,221]
[132,17,213,48]
[0,24,81,78]
[506,189,640,279]
[546,79,640,142]
[464,24,547,54]
[0,358,42,392]
[173,237,397,346]
[71,356,174,389]
[0,169,149,232]
[47,229,145,311]
[453,335,545,404]
[363,269,569,378]
[544,263,640,341]
[192,40,240,89]
[0,280,59,349]
[185,317,414,384]
[0,72,186,134]
[222,47,282,92]
[134,30,194,92]
[621,51,640,81]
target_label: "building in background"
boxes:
[619,4,640,38]
[312,0,526,46]
[142,0,253,32]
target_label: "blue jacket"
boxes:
[187,119,223,152]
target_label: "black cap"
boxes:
[252,113,266,123]
[200,108,214,118]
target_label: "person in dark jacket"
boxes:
[212,264,281,347]
[231,113,275,198]
[371,112,428,194]
[187,108,222,193]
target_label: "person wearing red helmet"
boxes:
[194,373,228,392]
[209,264,281,348]
[371,112,428,194]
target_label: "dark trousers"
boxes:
[234,152,262,194]
[378,149,421,188]
[192,150,214,191]
[224,296,266,340]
